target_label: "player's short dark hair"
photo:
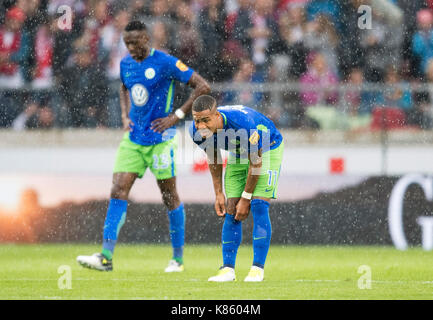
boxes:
[124,20,147,32]
[192,95,216,112]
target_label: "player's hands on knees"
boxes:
[151,114,179,133]
[122,115,134,132]
[235,198,251,221]
[214,193,227,217]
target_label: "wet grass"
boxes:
[0,244,432,300]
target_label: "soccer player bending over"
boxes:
[190,95,284,282]
[77,21,210,272]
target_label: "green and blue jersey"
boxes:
[190,105,283,158]
[120,48,194,146]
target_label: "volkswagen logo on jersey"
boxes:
[131,84,149,106]
[145,68,156,79]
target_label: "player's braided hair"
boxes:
[124,20,147,32]
[192,95,216,112]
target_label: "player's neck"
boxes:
[133,47,151,62]
[216,112,224,130]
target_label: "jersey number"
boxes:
[152,154,170,170]
[267,170,278,187]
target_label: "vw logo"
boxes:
[131,84,148,106]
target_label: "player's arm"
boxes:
[119,83,133,131]
[151,72,210,133]
[178,72,211,117]
[207,147,226,217]
[235,149,262,221]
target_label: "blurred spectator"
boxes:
[173,0,203,71]
[0,5,31,128]
[412,9,433,76]
[218,40,248,81]
[99,9,129,81]
[224,0,241,39]
[276,0,310,13]
[31,15,55,89]
[0,6,30,88]
[47,0,86,16]
[371,0,403,27]
[344,68,366,116]
[232,0,280,74]
[51,0,86,79]
[369,65,412,131]
[197,0,227,82]
[222,58,264,106]
[273,3,308,79]
[129,0,146,20]
[149,0,172,19]
[19,0,45,83]
[61,42,107,127]
[360,10,403,83]
[407,90,433,129]
[98,8,129,128]
[398,0,425,79]
[342,67,382,120]
[337,0,363,79]
[304,13,339,76]
[12,100,54,130]
[425,57,433,84]
[150,20,170,53]
[232,0,253,48]
[382,66,412,113]
[86,0,111,61]
[246,0,280,73]
[0,0,432,130]
[145,0,177,43]
[305,0,340,30]
[300,52,338,107]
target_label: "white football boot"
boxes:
[244,266,264,282]
[164,259,184,272]
[76,253,113,271]
[208,267,236,282]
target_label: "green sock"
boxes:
[101,249,113,260]
[174,256,183,265]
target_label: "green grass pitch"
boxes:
[0,244,432,300]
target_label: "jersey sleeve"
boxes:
[163,54,194,83]
[250,124,272,153]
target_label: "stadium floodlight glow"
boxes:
[0,177,23,213]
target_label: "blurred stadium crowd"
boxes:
[0,0,433,130]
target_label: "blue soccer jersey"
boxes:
[120,48,194,145]
[190,105,283,158]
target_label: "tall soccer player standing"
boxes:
[77,21,210,272]
[189,95,284,282]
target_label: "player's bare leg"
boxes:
[110,172,138,200]
[157,177,180,210]
[77,172,137,271]
[226,197,241,215]
[157,177,185,272]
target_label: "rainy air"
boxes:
[0,0,433,307]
